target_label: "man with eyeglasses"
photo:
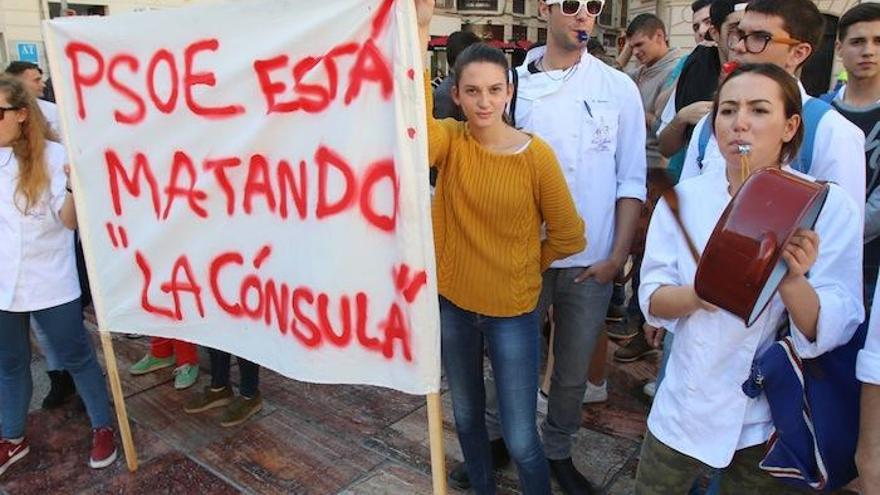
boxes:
[677,0,866,214]
[490,0,645,493]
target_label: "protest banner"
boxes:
[44,0,444,489]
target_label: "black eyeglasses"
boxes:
[0,106,21,120]
[727,30,802,54]
[547,0,604,17]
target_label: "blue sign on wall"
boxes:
[16,42,39,64]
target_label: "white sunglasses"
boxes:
[545,0,605,17]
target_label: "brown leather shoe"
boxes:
[613,331,658,363]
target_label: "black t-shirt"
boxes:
[674,45,721,142]
[832,98,880,295]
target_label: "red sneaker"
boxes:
[0,438,29,477]
[89,427,117,469]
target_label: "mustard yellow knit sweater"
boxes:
[425,75,586,317]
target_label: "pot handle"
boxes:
[745,231,777,287]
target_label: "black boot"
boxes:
[448,438,511,490]
[549,457,596,495]
[42,370,76,409]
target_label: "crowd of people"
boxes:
[420,0,878,493]
[0,0,878,493]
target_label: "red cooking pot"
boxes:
[694,168,830,327]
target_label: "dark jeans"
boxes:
[440,297,550,495]
[208,349,260,398]
[628,255,645,325]
[0,299,112,438]
[538,270,612,459]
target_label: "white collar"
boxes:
[0,148,13,169]
[796,79,810,102]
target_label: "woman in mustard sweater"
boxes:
[416,4,586,494]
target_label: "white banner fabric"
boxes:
[43,0,440,394]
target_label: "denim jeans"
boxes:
[30,317,62,372]
[440,297,550,495]
[209,349,260,398]
[627,254,645,325]
[0,298,112,438]
[538,269,613,459]
[485,269,612,459]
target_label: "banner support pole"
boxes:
[99,330,138,472]
[426,392,447,494]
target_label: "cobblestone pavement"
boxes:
[0,313,659,494]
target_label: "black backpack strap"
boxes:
[509,67,519,128]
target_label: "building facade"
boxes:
[433,0,628,50]
[0,0,206,70]
[0,0,869,89]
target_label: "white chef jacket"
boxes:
[37,99,61,138]
[639,167,864,468]
[0,141,79,311]
[678,81,866,216]
[858,270,880,385]
[657,87,677,135]
[515,47,647,268]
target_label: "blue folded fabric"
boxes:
[742,320,868,492]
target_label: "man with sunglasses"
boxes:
[548,0,604,18]
[494,1,645,493]
[677,0,866,213]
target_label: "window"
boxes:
[603,33,616,48]
[513,0,525,14]
[457,0,500,11]
[48,2,106,18]
[538,28,547,43]
[599,0,613,26]
[512,25,528,41]
[488,24,505,40]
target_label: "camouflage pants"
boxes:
[635,430,811,494]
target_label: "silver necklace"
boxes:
[537,56,580,82]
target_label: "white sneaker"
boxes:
[643,381,657,398]
[582,380,608,404]
[537,390,548,415]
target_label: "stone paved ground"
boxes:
[0,313,665,494]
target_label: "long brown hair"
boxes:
[0,76,54,212]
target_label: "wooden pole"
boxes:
[426,392,447,494]
[98,331,138,472]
